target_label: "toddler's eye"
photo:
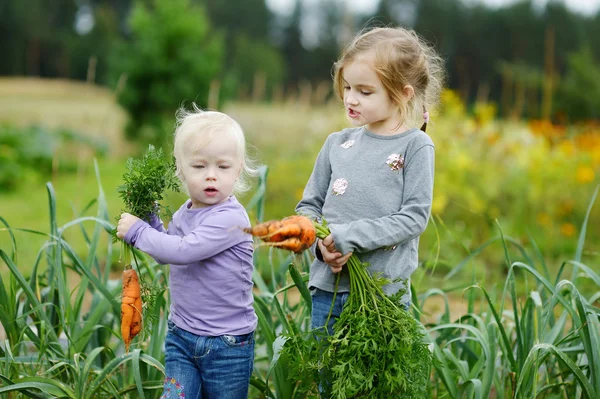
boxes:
[219,165,230,169]
[193,165,204,169]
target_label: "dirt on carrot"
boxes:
[121,267,142,352]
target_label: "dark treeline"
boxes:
[2,0,599,123]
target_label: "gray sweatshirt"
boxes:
[296,126,435,297]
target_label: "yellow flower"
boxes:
[488,206,501,219]
[431,194,448,215]
[536,213,551,227]
[575,166,595,184]
[558,141,576,156]
[559,200,574,216]
[469,196,486,214]
[560,223,576,237]
[455,153,473,171]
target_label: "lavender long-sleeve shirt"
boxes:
[123,196,257,336]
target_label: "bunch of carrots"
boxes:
[247,215,433,398]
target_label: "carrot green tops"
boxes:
[123,196,257,336]
[296,126,435,299]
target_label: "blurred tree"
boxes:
[66,3,121,84]
[277,0,342,95]
[109,0,224,146]
[585,12,600,61]
[0,0,78,77]
[199,0,285,101]
[554,48,600,121]
[229,35,286,100]
[280,0,305,89]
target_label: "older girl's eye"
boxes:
[343,86,350,91]
[361,91,372,96]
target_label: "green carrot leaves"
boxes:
[282,221,434,398]
[117,144,180,221]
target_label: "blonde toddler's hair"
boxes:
[173,104,259,196]
[333,26,445,127]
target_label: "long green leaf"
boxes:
[0,250,62,356]
[515,343,597,398]
[574,184,598,265]
[0,376,76,398]
[131,349,146,398]
[288,264,311,308]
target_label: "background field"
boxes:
[1,78,598,290]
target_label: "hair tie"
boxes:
[420,107,429,132]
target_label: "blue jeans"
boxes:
[310,289,349,398]
[311,288,349,335]
[161,320,254,399]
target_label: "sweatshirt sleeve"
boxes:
[123,210,249,265]
[148,213,167,233]
[295,137,333,258]
[329,144,435,254]
[295,137,332,221]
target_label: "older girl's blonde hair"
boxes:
[173,104,259,196]
[333,26,445,128]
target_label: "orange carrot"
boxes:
[130,295,143,336]
[264,237,307,253]
[121,267,142,352]
[244,215,316,253]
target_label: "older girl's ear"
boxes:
[402,84,415,101]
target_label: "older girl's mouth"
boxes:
[348,109,360,118]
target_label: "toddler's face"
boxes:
[342,56,402,135]
[179,135,241,209]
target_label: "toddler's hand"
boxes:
[318,234,352,274]
[116,213,141,239]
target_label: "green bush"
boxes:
[0,125,107,191]
[555,48,600,121]
[109,0,224,147]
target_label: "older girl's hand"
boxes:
[318,234,352,274]
[116,213,141,239]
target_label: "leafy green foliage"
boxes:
[109,0,224,146]
[117,144,180,222]
[281,222,434,398]
[555,48,600,121]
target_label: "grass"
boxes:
[0,77,132,157]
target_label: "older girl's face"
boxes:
[342,56,406,135]
[179,135,241,209]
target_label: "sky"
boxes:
[266,0,600,16]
